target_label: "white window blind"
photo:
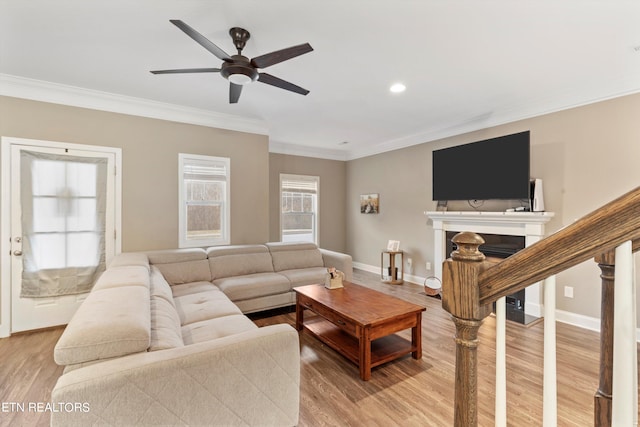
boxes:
[179,154,230,248]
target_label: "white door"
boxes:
[5,140,119,333]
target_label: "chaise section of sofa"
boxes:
[51,246,304,426]
[51,324,300,426]
[51,241,351,426]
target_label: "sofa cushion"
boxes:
[54,286,150,365]
[181,314,258,345]
[91,265,150,291]
[148,267,183,351]
[173,290,242,325]
[234,293,295,314]
[149,296,184,351]
[146,248,212,285]
[213,273,291,301]
[171,281,217,298]
[207,245,274,280]
[266,242,324,272]
[146,248,207,264]
[278,267,329,288]
[108,252,150,270]
[155,260,212,285]
[149,266,176,306]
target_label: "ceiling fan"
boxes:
[151,20,313,104]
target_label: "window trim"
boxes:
[178,153,230,248]
[279,173,319,245]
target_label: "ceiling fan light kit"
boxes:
[220,56,258,85]
[150,20,313,104]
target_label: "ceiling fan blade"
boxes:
[251,43,313,69]
[258,73,310,95]
[150,68,221,74]
[230,83,243,104]
[170,20,232,62]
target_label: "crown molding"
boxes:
[0,74,269,136]
[345,86,640,161]
[3,74,639,162]
[269,140,348,161]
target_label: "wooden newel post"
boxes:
[593,250,615,427]
[441,232,493,427]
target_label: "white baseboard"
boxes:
[555,309,602,333]
[353,262,640,341]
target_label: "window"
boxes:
[280,174,319,244]
[179,153,230,248]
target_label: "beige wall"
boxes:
[347,92,640,323]
[269,153,346,252]
[0,96,271,251]
[2,91,639,327]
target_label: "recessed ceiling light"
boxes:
[390,83,406,93]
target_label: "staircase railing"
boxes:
[441,186,640,426]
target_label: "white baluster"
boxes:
[495,296,506,427]
[543,275,557,427]
[634,257,638,427]
[612,241,638,426]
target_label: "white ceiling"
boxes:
[2,1,640,160]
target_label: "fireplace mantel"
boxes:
[425,210,554,317]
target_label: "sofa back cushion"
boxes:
[108,252,150,270]
[149,266,184,351]
[91,266,150,291]
[265,242,324,272]
[207,245,274,280]
[147,248,211,285]
[54,286,151,365]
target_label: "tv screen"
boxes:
[432,131,530,201]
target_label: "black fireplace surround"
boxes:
[445,231,536,325]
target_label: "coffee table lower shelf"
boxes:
[302,316,417,370]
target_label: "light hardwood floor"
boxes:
[1,269,638,426]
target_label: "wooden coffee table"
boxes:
[294,281,426,380]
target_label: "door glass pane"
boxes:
[67,232,100,267]
[29,234,65,270]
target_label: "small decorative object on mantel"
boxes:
[386,240,400,252]
[325,267,345,289]
[436,200,448,212]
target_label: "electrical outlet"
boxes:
[407,258,412,268]
[564,286,574,298]
[425,261,431,271]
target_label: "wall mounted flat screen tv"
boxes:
[432,131,530,201]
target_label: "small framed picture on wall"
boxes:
[360,193,379,214]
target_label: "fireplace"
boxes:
[425,210,554,323]
[445,231,535,324]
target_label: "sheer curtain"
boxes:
[20,150,107,297]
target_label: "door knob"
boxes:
[13,250,22,256]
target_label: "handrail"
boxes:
[477,186,640,305]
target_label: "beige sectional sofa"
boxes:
[50,242,352,426]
